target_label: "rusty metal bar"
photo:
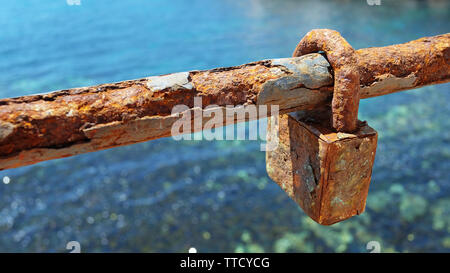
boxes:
[0,33,449,170]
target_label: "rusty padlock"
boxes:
[266,29,378,225]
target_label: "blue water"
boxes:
[0,0,449,252]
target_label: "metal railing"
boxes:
[0,32,449,170]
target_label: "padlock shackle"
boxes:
[293,29,360,133]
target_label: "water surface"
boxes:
[0,0,449,252]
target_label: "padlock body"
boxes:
[266,112,377,225]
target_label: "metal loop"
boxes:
[293,29,360,132]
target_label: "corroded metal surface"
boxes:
[0,54,333,170]
[293,29,450,132]
[267,28,450,225]
[0,32,449,170]
[357,33,450,97]
[293,29,360,132]
[266,111,378,225]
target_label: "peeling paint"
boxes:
[271,54,333,89]
[147,72,193,91]
[0,121,15,142]
[360,73,417,98]
[257,54,333,110]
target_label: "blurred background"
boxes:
[0,0,449,252]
